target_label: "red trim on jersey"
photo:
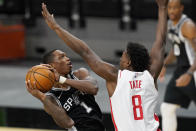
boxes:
[154,113,161,131]
[119,70,122,78]
[109,99,118,131]
[154,113,159,122]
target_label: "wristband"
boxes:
[186,71,193,76]
[59,76,67,84]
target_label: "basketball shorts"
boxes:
[75,119,105,131]
[164,66,196,108]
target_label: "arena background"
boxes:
[0,0,196,130]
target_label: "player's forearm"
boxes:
[187,59,196,74]
[53,25,92,58]
[41,97,74,128]
[63,79,98,95]
[164,49,176,66]
[155,7,168,48]
[187,38,196,73]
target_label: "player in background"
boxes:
[26,49,105,131]
[159,0,196,130]
[41,0,168,130]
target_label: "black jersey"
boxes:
[168,14,193,68]
[46,73,105,131]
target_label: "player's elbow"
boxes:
[91,86,98,95]
[58,119,74,129]
[64,119,75,129]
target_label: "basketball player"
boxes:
[26,49,105,131]
[41,0,168,130]
[159,0,196,130]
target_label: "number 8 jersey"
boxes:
[110,70,160,131]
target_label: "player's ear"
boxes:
[127,60,131,68]
[180,4,184,12]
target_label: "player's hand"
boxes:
[156,0,169,8]
[176,73,192,87]
[40,64,60,82]
[158,66,166,82]
[25,80,45,101]
[41,3,60,30]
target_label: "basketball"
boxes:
[26,65,55,93]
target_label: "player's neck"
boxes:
[126,66,133,71]
[172,16,182,26]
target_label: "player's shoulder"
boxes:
[182,19,195,29]
[73,67,89,80]
[181,19,196,39]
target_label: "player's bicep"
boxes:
[94,60,118,81]
[182,21,196,40]
[73,68,97,85]
[84,52,118,81]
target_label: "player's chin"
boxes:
[168,15,176,21]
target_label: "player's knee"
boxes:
[160,103,179,117]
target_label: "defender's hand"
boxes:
[25,80,45,101]
[41,3,59,30]
[158,66,166,82]
[156,0,169,8]
[176,73,192,87]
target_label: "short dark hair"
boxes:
[43,49,57,64]
[126,42,150,72]
[169,0,184,5]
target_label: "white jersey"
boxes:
[110,70,160,131]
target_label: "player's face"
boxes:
[52,50,72,75]
[120,50,131,70]
[168,0,184,21]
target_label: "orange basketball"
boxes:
[26,65,55,93]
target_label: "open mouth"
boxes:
[68,62,72,67]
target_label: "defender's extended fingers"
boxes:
[41,11,45,18]
[42,3,50,16]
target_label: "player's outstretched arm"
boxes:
[25,81,74,129]
[150,0,168,81]
[41,3,118,82]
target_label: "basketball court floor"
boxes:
[0,127,62,131]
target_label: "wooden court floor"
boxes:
[0,127,62,131]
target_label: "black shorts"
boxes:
[75,119,105,131]
[164,67,196,108]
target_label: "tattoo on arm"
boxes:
[42,96,74,128]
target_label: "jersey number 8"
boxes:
[132,95,144,120]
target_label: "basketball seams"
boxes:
[29,70,54,82]
[26,66,55,93]
[33,71,55,84]
[33,68,55,82]
[29,70,33,85]
[33,72,47,92]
